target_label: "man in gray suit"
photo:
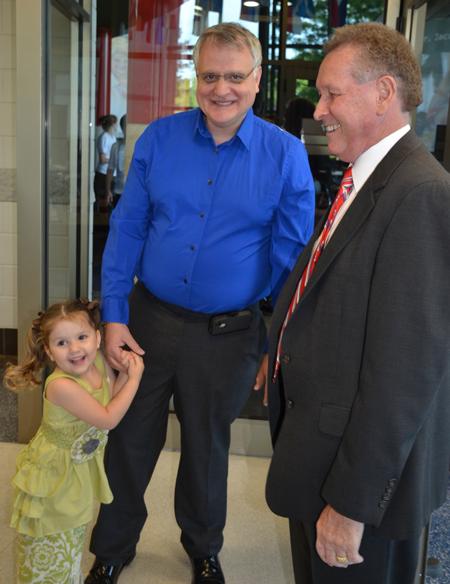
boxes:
[264,22,450,584]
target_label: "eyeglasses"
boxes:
[196,67,257,85]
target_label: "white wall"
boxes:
[0,0,17,328]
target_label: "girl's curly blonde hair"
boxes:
[3,298,100,391]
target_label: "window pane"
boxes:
[416,0,450,162]
[285,0,385,60]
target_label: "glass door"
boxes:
[45,0,91,304]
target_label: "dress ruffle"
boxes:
[11,436,112,537]
[12,432,69,497]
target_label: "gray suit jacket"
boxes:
[266,131,450,539]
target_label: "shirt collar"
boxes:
[235,108,254,150]
[352,125,410,193]
[195,108,209,138]
[194,107,254,150]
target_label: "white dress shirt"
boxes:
[325,124,411,243]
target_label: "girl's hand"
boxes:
[123,351,145,382]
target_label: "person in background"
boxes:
[94,114,117,212]
[4,299,144,584]
[265,22,450,584]
[105,114,127,209]
[85,22,315,584]
[283,96,315,139]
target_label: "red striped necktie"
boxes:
[273,166,353,381]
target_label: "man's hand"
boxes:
[104,323,145,371]
[315,504,364,568]
[253,354,268,406]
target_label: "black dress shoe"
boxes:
[84,556,134,584]
[191,555,225,583]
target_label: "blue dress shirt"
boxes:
[102,108,314,323]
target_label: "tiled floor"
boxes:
[1,440,449,583]
[0,443,294,584]
[426,482,450,583]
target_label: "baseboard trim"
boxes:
[164,413,273,457]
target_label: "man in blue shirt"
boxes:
[86,23,314,584]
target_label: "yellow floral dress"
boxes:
[10,352,113,584]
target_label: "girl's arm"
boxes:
[46,352,144,430]
[112,370,131,396]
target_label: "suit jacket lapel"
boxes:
[269,217,324,345]
[293,131,422,306]
[270,131,422,350]
[299,180,376,304]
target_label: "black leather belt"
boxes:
[137,281,258,329]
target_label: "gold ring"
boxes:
[335,555,348,563]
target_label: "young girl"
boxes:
[3,298,144,584]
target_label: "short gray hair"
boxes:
[325,23,422,112]
[193,22,262,69]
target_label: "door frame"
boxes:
[16,0,94,442]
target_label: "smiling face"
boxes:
[45,314,100,377]
[314,44,384,163]
[195,39,261,142]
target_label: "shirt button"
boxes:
[183,278,188,284]
[190,244,196,251]
[281,353,291,364]
[199,212,205,218]
[207,179,213,185]
[287,399,295,409]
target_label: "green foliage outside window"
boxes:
[287,0,384,62]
